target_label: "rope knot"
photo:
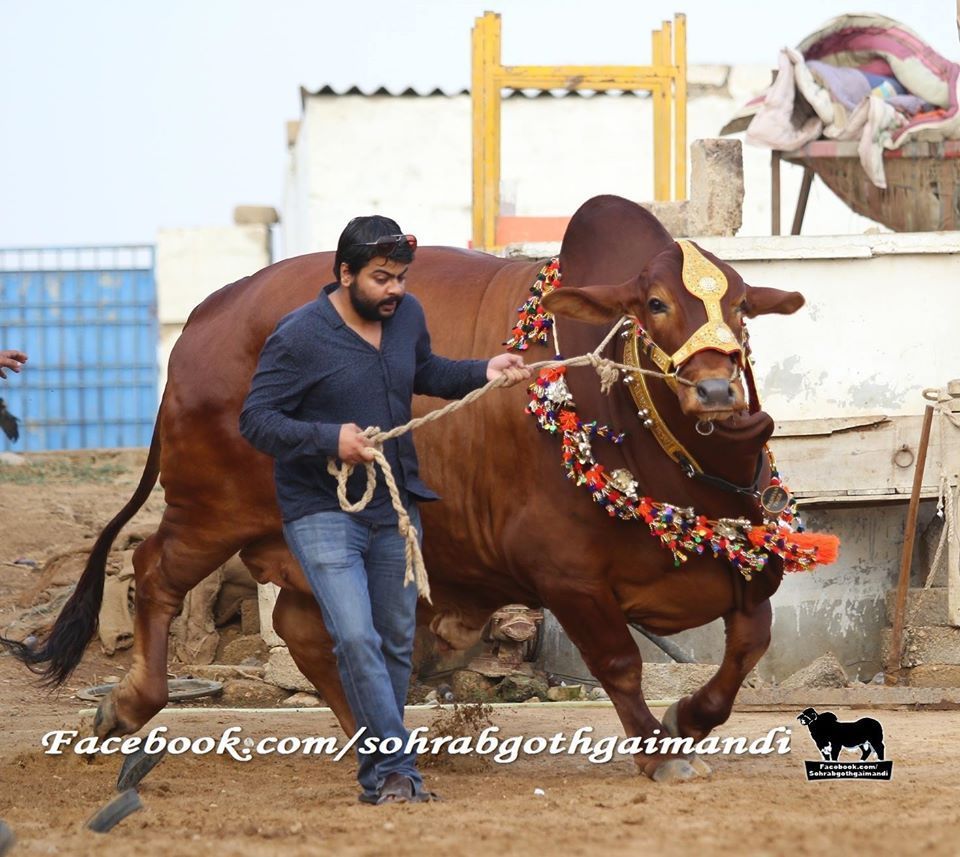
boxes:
[588,352,620,395]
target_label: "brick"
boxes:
[900,664,960,688]
[885,588,950,627]
[882,626,960,668]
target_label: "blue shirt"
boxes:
[239,282,489,524]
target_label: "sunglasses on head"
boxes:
[351,234,418,257]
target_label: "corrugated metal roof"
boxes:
[300,84,648,105]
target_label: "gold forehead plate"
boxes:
[671,240,742,368]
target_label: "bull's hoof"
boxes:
[661,700,712,777]
[93,692,133,740]
[688,755,712,777]
[93,693,117,738]
[117,747,167,791]
[85,789,143,833]
[650,758,700,784]
[0,819,15,857]
[661,700,683,738]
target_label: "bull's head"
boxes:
[542,241,804,422]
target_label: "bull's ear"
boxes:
[744,285,805,317]
[542,283,628,325]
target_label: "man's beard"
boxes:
[349,285,403,322]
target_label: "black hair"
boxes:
[333,215,415,282]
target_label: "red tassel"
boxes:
[748,528,840,565]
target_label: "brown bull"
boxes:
[5,195,808,782]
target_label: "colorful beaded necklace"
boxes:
[506,259,839,579]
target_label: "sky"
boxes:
[1,0,957,247]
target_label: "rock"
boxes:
[240,597,261,635]
[220,678,289,707]
[0,452,26,466]
[175,664,265,682]
[547,684,583,702]
[779,653,849,690]
[587,686,610,701]
[233,205,280,225]
[263,646,315,692]
[899,664,960,688]
[281,692,322,708]
[221,634,268,665]
[405,683,435,705]
[526,696,542,703]
[423,689,439,704]
[641,663,718,700]
[687,139,744,237]
[496,674,548,703]
[257,583,284,648]
[450,669,496,702]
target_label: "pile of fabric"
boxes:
[723,14,960,188]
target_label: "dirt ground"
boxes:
[2,451,960,856]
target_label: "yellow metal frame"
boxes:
[471,11,687,251]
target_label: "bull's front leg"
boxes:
[543,583,708,783]
[663,599,772,742]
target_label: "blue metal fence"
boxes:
[0,245,158,451]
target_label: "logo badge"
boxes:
[797,708,893,781]
[760,485,791,516]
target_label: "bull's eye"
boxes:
[648,298,668,314]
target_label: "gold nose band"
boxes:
[670,240,742,369]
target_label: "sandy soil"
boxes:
[2,452,960,856]
[1,704,959,857]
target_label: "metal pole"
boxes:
[791,166,814,235]
[771,151,781,235]
[887,404,936,679]
[673,13,687,201]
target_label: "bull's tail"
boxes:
[1,418,162,686]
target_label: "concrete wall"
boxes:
[282,65,882,257]
[699,232,960,421]
[155,224,272,393]
[509,232,960,423]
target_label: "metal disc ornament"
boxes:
[760,485,791,516]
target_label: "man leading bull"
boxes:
[239,216,530,805]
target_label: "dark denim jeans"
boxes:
[282,505,422,801]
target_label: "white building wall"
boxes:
[694,233,960,421]
[155,225,271,393]
[283,66,880,257]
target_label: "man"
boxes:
[0,349,27,380]
[239,216,529,805]
[0,349,27,443]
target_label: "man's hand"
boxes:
[0,350,27,380]
[338,423,376,464]
[486,353,532,387]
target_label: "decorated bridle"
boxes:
[504,244,840,579]
[632,240,745,391]
[619,241,782,514]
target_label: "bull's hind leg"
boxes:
[94,522,241,739]
[663,600,772,742]
[272,588,356,735]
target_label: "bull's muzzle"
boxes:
[695,378,737,409]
